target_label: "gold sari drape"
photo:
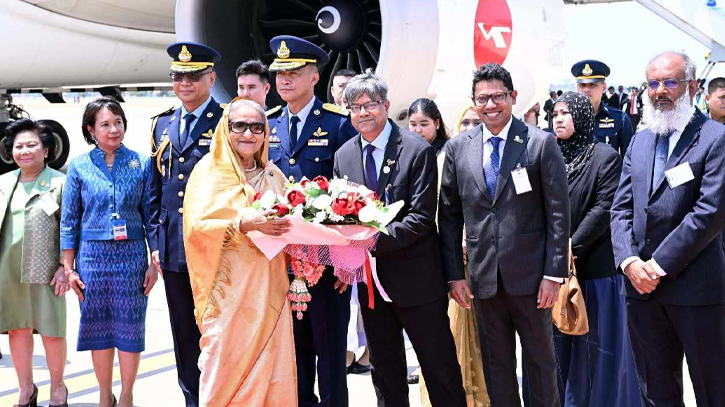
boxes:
[183,101,297,407]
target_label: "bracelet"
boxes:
[64,269,78,278]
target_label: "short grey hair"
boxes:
[229,98,265,121]
[645,51,697,80]
[343,69,388,106]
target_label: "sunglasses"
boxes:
[170,71,211,83]
[228,121,265,134]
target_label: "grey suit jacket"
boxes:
[438,117,570,299]
[611,109,725,305]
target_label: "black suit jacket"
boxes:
[543,98,555,122]
[568,143,622,280]
[611,109,725,305]
[333,121,448,307]
[607,93,620,108]
[438,117,570,299]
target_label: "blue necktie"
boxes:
[180,113,195,147]
[484,136,502,197]
[652,134,670,190]
[364,144,378,192]
[289,115,300,150]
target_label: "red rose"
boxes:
[366,192,379,202]
[313,175,329,191]
[331,197,356,216]
[253,192,263,201]
[353,200,366,216]
[300,179,310,187]
[287,190,307,207]
[272,203,289,216]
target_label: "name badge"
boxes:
[665,162,695,188]
[512,167,532,195]
[41,196,60,216]
[599,122,615,129]
[308,138,329,147]
[198,138,212,147]
[112,219,128,241]
[269,142,281,149]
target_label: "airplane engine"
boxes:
[176,0,565,127]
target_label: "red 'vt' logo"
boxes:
[474,0,513,67]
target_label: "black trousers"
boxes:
[473,279,559,407]
[626,298,725,407]
[358,283,467,407]
[292,270,351,407]
[163,271,201,407]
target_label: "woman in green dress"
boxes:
[0,118,70,407]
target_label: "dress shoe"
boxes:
[347,360,371,374]
[14,384,38,407]
[49,385,69,407]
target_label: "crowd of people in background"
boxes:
[2,32,725,407]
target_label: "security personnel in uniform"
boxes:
[147,42,224,407]
[266,35,356,407]
[572,60,634,156]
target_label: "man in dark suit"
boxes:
[543,91,557,123]
[621,86,643,131]
[607,86,620,108]
[148,42,224,407]
[265,35,356,407]
[611,51,725,407]
[439,63,570,407]
[333,71,467,407]
[617,85,629,109]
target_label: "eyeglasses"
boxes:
[349,100,384,114]
[647,78,689,90]
[170,71,210,83]
[228,121,265,134]
[473,92,511,106]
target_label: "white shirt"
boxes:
[180,95,213,136]
[286,96,316,140]
[360,120,393,184]
[481,116,562,284]
[620,105,697,276]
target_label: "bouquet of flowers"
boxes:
[247,175,402,319]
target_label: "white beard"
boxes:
[642,90,694,135]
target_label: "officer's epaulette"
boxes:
[266,105,282,117]
[322,103,348,116]
[151,106,175,119]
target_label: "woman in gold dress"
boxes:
[183,99,296,407]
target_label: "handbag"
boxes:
[552,239,589,335]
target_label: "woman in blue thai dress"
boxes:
[61,97,158,407]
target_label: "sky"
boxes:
[555,1,725,90]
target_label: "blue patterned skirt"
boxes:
[76,239,148,352]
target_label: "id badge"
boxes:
[511,166,532,195]
[665,162,695,188]
[41,196,60,216]
[112,219,128,240]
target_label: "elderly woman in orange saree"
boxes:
[182,99,296,407]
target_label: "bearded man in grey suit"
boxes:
[439,63,570,407]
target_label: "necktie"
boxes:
[180,113,195,147]
[364,144,378,191]
[631,95,636,115]
[290,115,300,150]
[484,136,502,197]
[652,134,669,190]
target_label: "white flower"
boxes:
[313,211,327,223]
[328,212,344,222]
[312,194,333,210]
[293,205,304,216]
[358,204,380,223]
[259,190,277,209]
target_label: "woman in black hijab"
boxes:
[550,91,642,407]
